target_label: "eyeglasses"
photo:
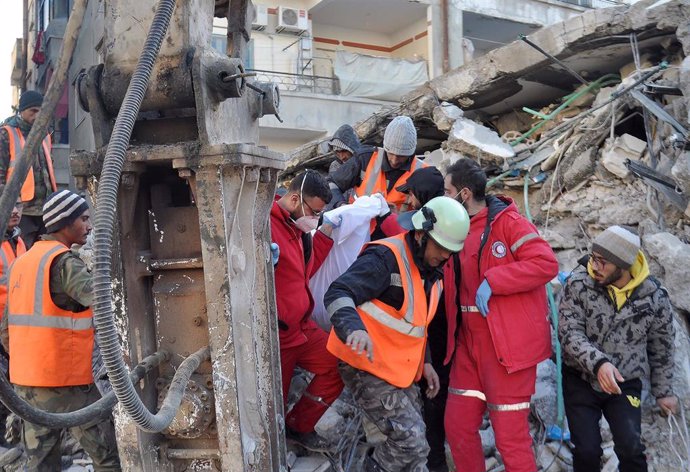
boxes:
[589,253,611,267]
[301,194,322,218]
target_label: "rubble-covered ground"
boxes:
[289,0,690,470]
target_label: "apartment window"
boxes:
[51,0,71,20]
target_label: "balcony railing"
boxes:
[556,0,625,7]
[247,69,340,96]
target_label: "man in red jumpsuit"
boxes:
[442,158,558,472]
[270,170,344,442]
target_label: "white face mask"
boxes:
[294,215,319,233]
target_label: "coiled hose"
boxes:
[0,351,167,429]
[91,0,211,433]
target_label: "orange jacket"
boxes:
[7,240,94,387]
[3,125,56,202]
[351,149,426,212]
[327,234,442,388]
[0,234,26,320]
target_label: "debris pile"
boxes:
[287,1,690,470]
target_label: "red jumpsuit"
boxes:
[442,196,558,472]
[270,198,344,433]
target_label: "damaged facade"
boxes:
[290,1,690,470]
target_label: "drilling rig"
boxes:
[64,0,291,470]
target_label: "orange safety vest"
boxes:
[0,236,26,320]
[327,234,442,388]
[351,148,427,212]
[7,240,94,387]
[3,125,56,202]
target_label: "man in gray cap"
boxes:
[327,116,426,213]
[559,225,677,472]
[0,90,57,248]
[1,190,121,471]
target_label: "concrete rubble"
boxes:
[283,1,690,471]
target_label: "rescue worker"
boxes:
[326,124,372,211]
[0,201,25,447]
[0,91,57,248]
[559,226,676,472]
[270,170,344,445]
[370,164,448,470]
[0,201,26,318]
[327,116,426,212]
[0,190,121,471]
[325,196,470,472]
[442,158,558,472]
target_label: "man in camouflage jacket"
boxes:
[559,225,677,472]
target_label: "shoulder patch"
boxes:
[491,241,507,258]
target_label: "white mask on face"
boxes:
[294,215,319,233]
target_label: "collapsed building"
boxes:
[287,1,690,470]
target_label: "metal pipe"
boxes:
[519,34,589,86]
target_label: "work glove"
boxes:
[475,279,492,317]
[270,242,280,266]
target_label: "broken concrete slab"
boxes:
[601,134,647,179]
[643,231,690,313]
[432,102,463,132]
[446,117,515,166]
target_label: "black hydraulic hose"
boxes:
[0,350,168,429]
[91,0,210,433]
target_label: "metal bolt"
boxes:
[176,223,186,233]
[193,316,203,327]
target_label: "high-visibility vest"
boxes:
[351,148,427,212]
[0,236,26,320]
[3,125,56,202]
[327,234,442,388]
[7,240,94,387]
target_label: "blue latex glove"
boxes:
[323,214,341,228]
[475,279,492,317]
[270,242,280,266]
[557,271,571,286]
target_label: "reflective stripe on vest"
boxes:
[4,125,56,202]
[352,149,427,212]
[327,234,442,388]
[7,240,94,387]
[0,238,25,320]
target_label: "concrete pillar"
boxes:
[448,0,465,71]
[428,1,444,79]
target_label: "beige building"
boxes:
[11,0,625,157]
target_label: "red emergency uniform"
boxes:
[270,197,343,433]
[442,196,558,472]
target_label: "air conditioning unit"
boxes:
[252,4,268,31]
[277,6,308,34]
